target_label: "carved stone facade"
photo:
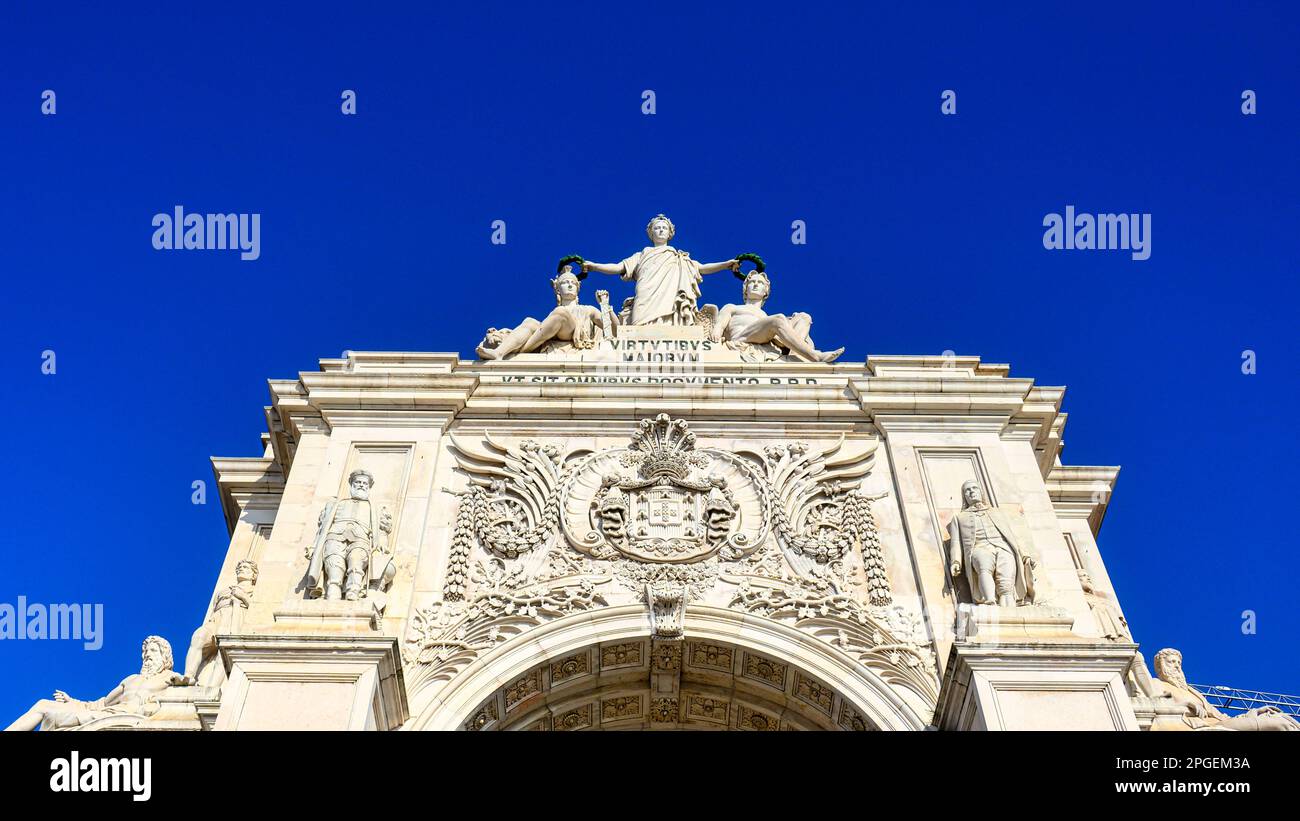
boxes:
[13,222,1198,732]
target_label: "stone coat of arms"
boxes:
[562,414,768,563]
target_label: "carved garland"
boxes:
[443,488,476,601]
[769,491,890,605]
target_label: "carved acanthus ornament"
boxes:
[726,570,939,704]
[614,557,721,640]
[405,555,609,687]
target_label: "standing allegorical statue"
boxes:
[708,270,844,362]
[581,214,740,325]
[5,636,185,731]
[1078,568,1128,640]
[1150,648,1299,731]
[948,480,1038,607]
[183,559,258,687]
[305,469,396,602]
[476,266,610,360]
[1076,568,1167,700]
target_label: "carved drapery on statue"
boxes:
[615,245,706,326]
[475,269,610,360]
[1147,648,1300,731]
[5,636,195,732]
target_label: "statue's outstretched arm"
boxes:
[698,259,740,275]
[581,261,624,276]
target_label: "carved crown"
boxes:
[630,413,696,480]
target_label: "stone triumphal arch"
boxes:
[18,217,1264,733]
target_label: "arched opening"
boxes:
[408,605,930,731]
[458,636,875,730]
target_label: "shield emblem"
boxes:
[650,490,682,526]
[633,486,701,544]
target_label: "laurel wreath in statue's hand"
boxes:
[734,253,765,279]
[557,255,587,279]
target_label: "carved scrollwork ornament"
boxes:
[430,418,903,697]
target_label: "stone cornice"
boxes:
[461,379,863,421]
[228,352,1087,450]
[869,415,1014,435]
[263,354,479,436]
[851,355,1035,426]
[217,633,408,730]
[1046,464,1121,535]
[865,355,1011,378]
[849,359,1076,466]
[321,351,461,374]
[934,640,1140,730]
[268,379,316,441]
[213,355,478,523]
[296,370,479,428]
[211,352,1111,523]
[211,456,285,535]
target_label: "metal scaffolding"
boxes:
[1189,683,1300,717]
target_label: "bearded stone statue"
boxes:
[6,636,186,731]
[304,469,395,602]
[1150,648,1299,731]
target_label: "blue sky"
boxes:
[1,2,1297,719]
